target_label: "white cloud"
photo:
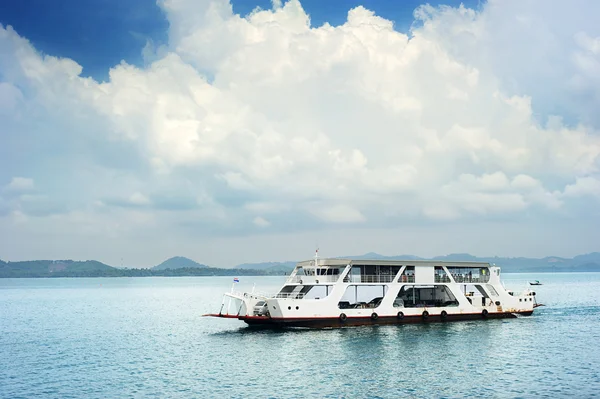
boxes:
[253,216,270,227]
[310,204,366,223]
[244,201,290,213]
[563,177,600,198]
[5,177,34,192]
[0,82,23,115]
[1,0,600,265]
[129,192,151,206]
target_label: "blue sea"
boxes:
[1,273,599,398]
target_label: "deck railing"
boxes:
[398,276,415,283]
[273,292,306,299]
[344,275,396,283]
[286,275,340,284]
[244,291,270,299]
[285,274,490,285]
[449,275,490,283]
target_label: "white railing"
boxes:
[344,275,396,283]
[274,292,306,299]
[244,291,270,299]
[226,291,271,299]
[287,275,340,284]
[398,276,416,283]
[449,275,490,283]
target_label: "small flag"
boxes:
[233,277,239,283]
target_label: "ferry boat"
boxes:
[205,252,540,328]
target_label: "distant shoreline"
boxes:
[2,253,599,278]
[0,268,280,279]
[2,270,600,279]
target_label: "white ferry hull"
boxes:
[206,256,541,329]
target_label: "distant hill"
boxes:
[152,256,208,271]
[0,259,114,277]
[572,252,600,263]
[0,258,265,278]
[266,263,297,274]
[237,261,297,272]
[2,252,599,278]
[340,252,422,261]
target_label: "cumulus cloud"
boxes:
[563,177,600,198]
[1,0,600,264]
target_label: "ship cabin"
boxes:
[276,258,503,310]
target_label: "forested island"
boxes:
[0,257,274,278]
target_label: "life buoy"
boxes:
[299,280,303,284]
[441,310,448,320]
[482,309,488,318]
[397,311,404,319]
[340,313,347,321]
[422,310,429,319]
[495,301,501,306]
[371,312,378,320]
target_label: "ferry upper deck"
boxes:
[287,258,498,286]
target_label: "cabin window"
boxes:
[338,285,388,309]
[275,285,333,299]
[316,268,341,275]
[486,284,499,297]
[434,266,450,283]
[378,265,402,280]
[399,266,415,283]
[303,285,333,299]
[278,285,295,295]
[394,285,459,308]
[345,265,396,283]
[446,267,490,283]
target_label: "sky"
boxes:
[0,0,599,268]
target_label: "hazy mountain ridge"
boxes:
[2,252,599,277]
[0,257,265,278]
[236,261,297,271]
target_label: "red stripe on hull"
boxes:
[241,311,534,328]
[202,313,240,319]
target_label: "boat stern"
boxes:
[204,290,269,319]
